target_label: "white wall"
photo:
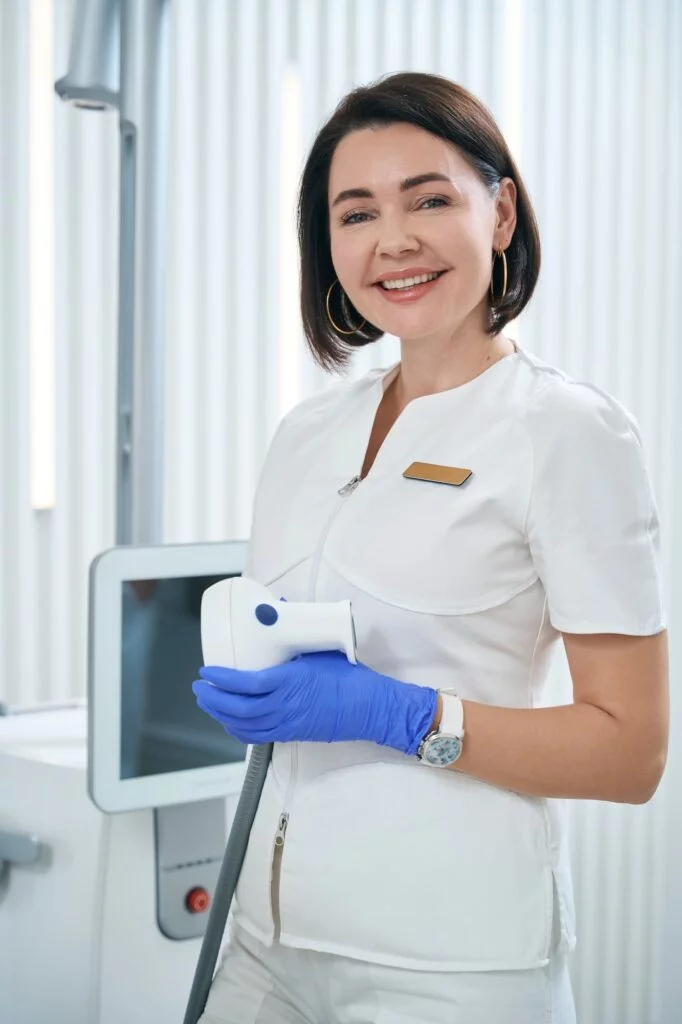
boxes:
[1,1,680,1020]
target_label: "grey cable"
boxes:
[182,743,273,1024]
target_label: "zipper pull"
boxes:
[274,812,289,848]
[338,475,361,496]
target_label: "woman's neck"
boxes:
[391,332,517,407]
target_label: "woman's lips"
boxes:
[373,270,448,303]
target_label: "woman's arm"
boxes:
[433,630,669,804]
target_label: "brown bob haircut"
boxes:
[298,71,541,372]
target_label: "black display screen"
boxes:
[120,574,247,779]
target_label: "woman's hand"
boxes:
[192,651,437,756]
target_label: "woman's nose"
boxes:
[375,216,420,258]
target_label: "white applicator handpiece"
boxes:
[201,577,357,671]
[186,575,356,1024]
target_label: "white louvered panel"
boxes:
[164,0,289,544]
[612,0,647,410]
[406,0,437,71]
[462,0,498,104]
[597,21,662,1018]
[521,3,680,1023]
[260,0,291,472]
[231,0,267,538]
[379,0,409,73]
[556,0,589,377]
[658,2,682,1015]
[589,0,623,389]
[53,0,118,707]
[434,0,461,79]
[165,0,202,542]
[194,0,233,542]
[641,0,681,1015]
[295,0,331,399]
[324,0,351,110]
[50,1,76,708]
[0,2,18,702]
[1,0,35,709]
[351,0,381,84]
[0,1,6,705]
[0,0,120,707]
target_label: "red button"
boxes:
[185,887,211,914]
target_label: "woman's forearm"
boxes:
[430,697,662,804]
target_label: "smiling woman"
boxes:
[196,71,668,1024]
[329,127,517,346]
[297,72,540,378]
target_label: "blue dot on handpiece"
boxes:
[255,603,279,626]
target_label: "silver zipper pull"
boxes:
[274,812,289,848]
[338,475,361,496]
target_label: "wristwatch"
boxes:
[416,689,465,767]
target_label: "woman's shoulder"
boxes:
[514,347,643,445]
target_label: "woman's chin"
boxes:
[378,314,460,345]
[377,301,487,345]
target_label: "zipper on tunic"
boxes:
[274,811,289,848]
[337,474,362,496]
[308,475,363,602]
[271,812,289,940]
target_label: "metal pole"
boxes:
[118,0,171,545]
[55,0,171,546]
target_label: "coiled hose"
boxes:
[182,742,273,1024]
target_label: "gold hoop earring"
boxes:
[490,247,508,302]
[325,279,367,336]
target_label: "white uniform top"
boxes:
[234,345,666,973]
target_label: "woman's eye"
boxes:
[340,210,370,226]
[418,196,449,210]
[339,196,449,226]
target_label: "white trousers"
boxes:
[199,924,577,1024]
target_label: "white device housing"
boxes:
[0,707,242,1024]
[89,541,248,813]
[201,577,357,670]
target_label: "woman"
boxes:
[193,72,669,1024]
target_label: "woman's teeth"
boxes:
[379,271,442,291]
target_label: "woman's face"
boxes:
[327,123,516,344]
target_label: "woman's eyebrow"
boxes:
[331,172,453,208]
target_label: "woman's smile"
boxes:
[373,268,450,304]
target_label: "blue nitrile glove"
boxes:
[192,651,438,756]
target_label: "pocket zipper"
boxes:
[271,812,289,939]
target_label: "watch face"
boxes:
[422,735,462,767]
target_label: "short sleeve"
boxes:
[522,380,667,635]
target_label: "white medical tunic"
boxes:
[233,345,666,973]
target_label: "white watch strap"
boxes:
[438,691,464,738]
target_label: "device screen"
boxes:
[120,574,247,779]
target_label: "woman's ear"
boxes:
[494,177,517,249]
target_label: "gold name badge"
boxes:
[403,461,473,487]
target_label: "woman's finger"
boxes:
[193,680,282,724]
[199,664,278,695]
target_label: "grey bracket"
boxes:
[154,798,228,941]
[0,830,46,885]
